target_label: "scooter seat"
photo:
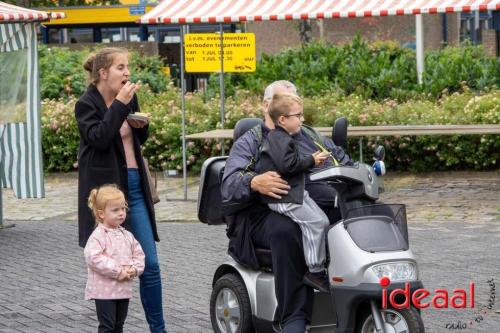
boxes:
[255,247,273,272]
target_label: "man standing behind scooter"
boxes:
[221,80,352,332]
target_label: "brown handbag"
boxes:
[142,157,160,204]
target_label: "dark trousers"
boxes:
[306,181,341,222]
[251,211,314,332]
[95,299,129,333]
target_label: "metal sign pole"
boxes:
[219,23,225,155]
[180,25,188,201]
[416,14,424,84]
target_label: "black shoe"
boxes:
[303,272,330,293]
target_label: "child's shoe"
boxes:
[303,271,330,293]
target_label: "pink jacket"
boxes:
[84,224,145,300]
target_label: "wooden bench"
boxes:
[186,124,500,139]
[186,124,500,161]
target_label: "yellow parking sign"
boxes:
[184,33,256,73]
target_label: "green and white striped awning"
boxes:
[0,22,43,198]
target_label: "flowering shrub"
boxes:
[41,97,80,171]
[138,86,261,172]
[308,88,499,171]
[41,87,499,172]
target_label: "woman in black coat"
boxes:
[75,47,167,333]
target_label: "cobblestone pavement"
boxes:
[0,172,200,223]
[0,171,499,332]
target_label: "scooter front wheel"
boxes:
[356,307,425,333]
[210,273,254,333]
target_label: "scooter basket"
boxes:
[344,204,409,252]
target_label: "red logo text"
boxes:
[380,277,475,309]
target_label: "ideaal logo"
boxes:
[380,277,475,309]
[379,277,496,330]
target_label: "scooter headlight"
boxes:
[370,262,417,281]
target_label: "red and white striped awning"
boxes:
[140,0,500,24]
[0,1,65,23]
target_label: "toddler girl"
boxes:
[84,184,145,333]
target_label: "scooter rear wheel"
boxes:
[356,307,425,333]
[210,273,253,333]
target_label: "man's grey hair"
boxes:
[263,80,297,102]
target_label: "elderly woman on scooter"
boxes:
[221,80,352,333]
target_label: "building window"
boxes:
[67,28,93,43]
[101,27,123,43]
[47,29,62,44]
[460,11,493,43]
[126,27,141,42]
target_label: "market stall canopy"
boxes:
[140,0,500,24]
[0,1,65,22]
[0,2,64,200]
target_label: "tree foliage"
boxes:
[38,46,168,100]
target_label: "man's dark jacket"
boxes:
[75,84,159,248]
[260,125,314,204]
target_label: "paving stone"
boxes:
[1,172,199,222]
[0,171,499,332]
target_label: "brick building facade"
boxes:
[246,13,461,57]
[483,29,500,56]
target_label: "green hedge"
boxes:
[41,87,499,173]
[208,37,500,101]
[39,45,169,100]
[305,87,499,171]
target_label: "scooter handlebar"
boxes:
[309,163,380,200]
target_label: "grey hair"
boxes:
[263,80,297,102]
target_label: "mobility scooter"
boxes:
[198,117,425,333]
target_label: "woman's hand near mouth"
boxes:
[116,81,140,105]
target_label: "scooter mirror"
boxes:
[332,117,348,149]
[374,145,385,161]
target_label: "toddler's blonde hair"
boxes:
[87,184,127,224]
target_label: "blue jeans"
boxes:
[128,168,166,333]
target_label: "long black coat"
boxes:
[75,84,159,248]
